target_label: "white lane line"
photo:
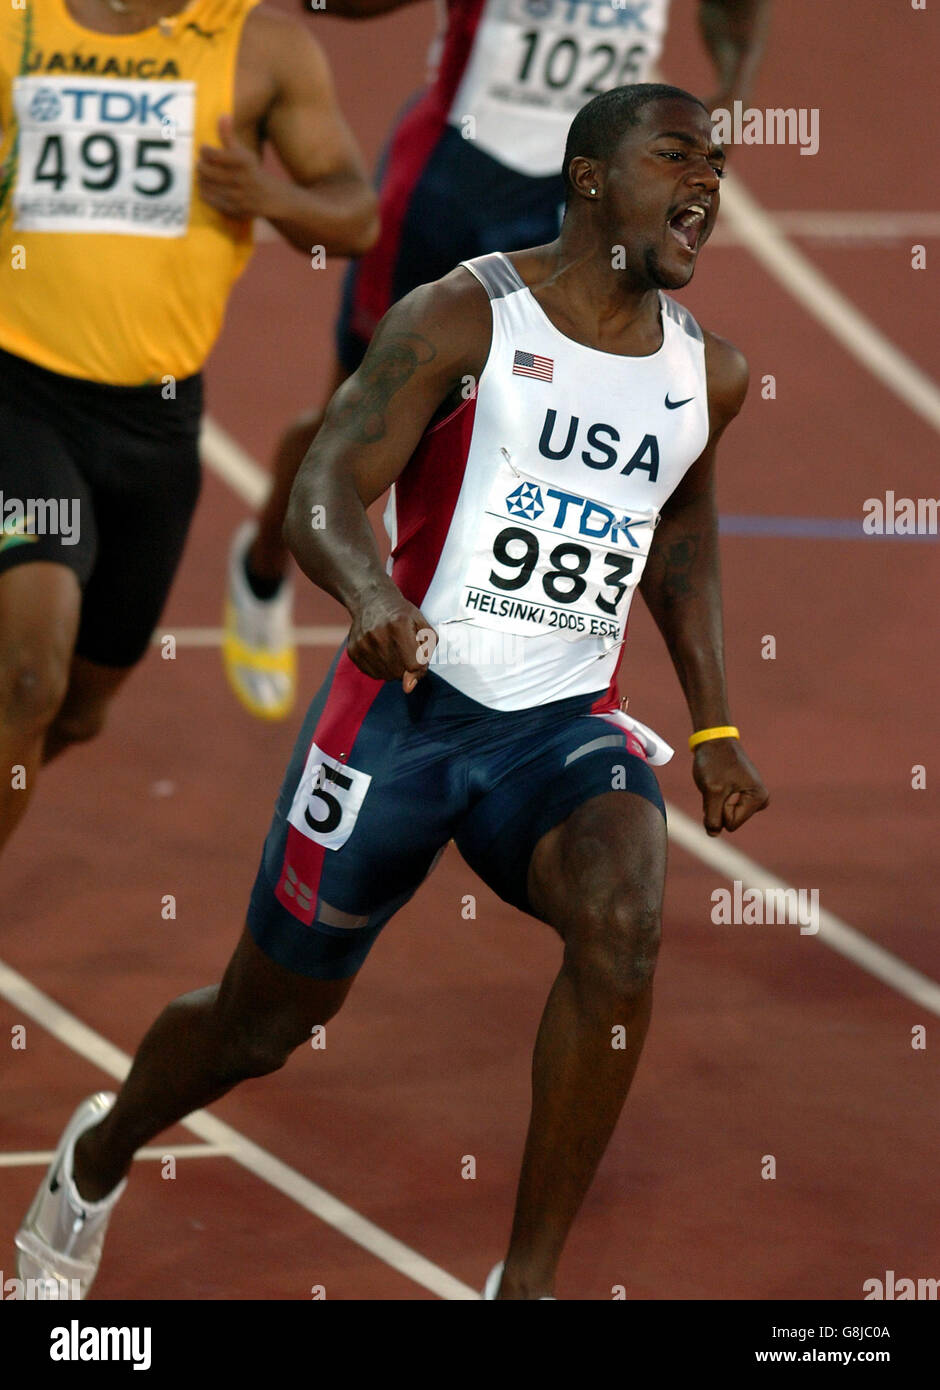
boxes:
[200,424,940,1013]
[153,626,346,647]
[0,1145,232,1168]
[199,418,269,508]
[710,210,940,244]
[666,805,940,1017]
[0,959,479,1301]
[716,173,940,435]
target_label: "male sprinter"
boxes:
[19,86,768,1300]
[224,0,771,717]
[0,0,377,859]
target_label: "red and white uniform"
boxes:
[385,252,708,742]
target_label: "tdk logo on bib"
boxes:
[506,482,544,520]
[519,0,652,31]
[512,485,647,548]
[28,88,62,121]
[45,87,179,124]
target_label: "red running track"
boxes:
[1,0,938,1304]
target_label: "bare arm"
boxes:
[284,271,491,689]
[641,332,769,833]
[698,0,772,111]
[198,8,378,256]
[640,336,744,734]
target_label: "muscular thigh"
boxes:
[527,790,668,939]
[455,703,666,924]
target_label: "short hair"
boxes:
[562,83,707,203]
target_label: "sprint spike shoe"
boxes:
[223,520,296,720]
[15,1092,126,1300]
[483,1262,557,1300]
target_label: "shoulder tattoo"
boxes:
[331,330,438,444]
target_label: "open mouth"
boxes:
[667,203,708,254]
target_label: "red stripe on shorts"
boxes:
[275,652,383,924]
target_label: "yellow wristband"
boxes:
[689,725,740,750]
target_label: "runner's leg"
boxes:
[73,664,455,1204]
[43,653,134,763]
[73,927,357,1202]
[0,562,81,855]
[247,357,350,584]
[501,791,667,1299]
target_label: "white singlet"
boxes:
[383,251,710,732]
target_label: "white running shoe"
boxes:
[15,1092,127,1300]
[222,520,296,721]
[483,1261,556,1300]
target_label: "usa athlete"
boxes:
[19,86,769,1301]
[223,0,771,718]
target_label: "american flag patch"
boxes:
[512,349,554,382]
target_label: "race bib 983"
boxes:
[12,76,195,236]
[460,455,659,642]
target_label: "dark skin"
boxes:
[72,98,767,1301]
[286,96,768,836]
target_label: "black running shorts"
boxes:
[0,346,202,668]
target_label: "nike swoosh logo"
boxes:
[664,394,695,410]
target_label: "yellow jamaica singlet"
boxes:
[0,0,259,384]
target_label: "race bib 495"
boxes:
[12,76,195,236]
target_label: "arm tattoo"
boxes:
[331,331,437,444]
[660,534,700,605]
